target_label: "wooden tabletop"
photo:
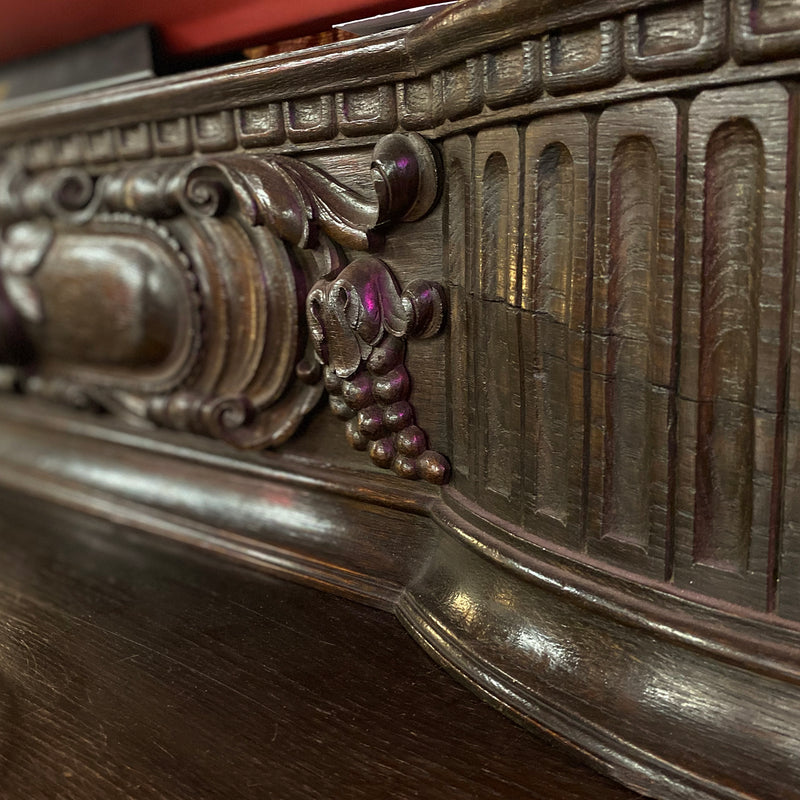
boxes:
[0,489,643,800]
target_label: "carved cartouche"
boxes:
[0,133,449,477]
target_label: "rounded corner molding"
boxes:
[397,497,800,800]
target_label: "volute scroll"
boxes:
[0,133,450,479]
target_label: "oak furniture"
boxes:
[0,0,799,797]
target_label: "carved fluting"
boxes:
[522,113,589,545]
[304,257,449,484]
[476,128,522,511]
[441,78,798,616]
[695,120,762,567]
[0,134,445,466]
[676,82,788,611]
[443,137,473,489]
[588,98,678,577]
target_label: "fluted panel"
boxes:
[605,139,659,542]
[522,113,590,546]
[475,128,522,509]
[778,90,800,621]
[439,83,797,616]
[695,120,762,567]
[444,137,475,489]
[589,99,678,575]
[677,83,789,609]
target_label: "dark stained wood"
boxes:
[2,395,800,800]
[0,490,642,800]
[0,131,443,460]
[2,0,800,798]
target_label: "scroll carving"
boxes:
[0,132,446,465]
[177,130,440,250]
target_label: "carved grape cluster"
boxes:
[304,255,449,485]
[322,337,449,485]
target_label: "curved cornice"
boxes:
[0,0,714,144]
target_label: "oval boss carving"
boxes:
[0,133,449,482]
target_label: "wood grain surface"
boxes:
[0,489,642,800]
[3,0,800,798]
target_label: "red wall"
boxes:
[0,0,420,63]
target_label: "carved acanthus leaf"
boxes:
[177,132,440,250]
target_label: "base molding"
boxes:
[400,537,800,800]
[0,397,797,800]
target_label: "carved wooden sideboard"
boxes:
[1,0,800,798]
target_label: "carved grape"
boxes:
[396,425,427,457]
[384,401,414,431]
[373,366,410,404]
[329,395,355,420]
[307,255,450,485]
[368,437,396,468]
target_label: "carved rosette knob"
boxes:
[304,256,450,485]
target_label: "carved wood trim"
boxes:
[2,0,800,163]
[0,133,447,460]
[3,2,800,799]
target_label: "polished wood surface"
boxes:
[2,1,800,797]
[0,489,642,800]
